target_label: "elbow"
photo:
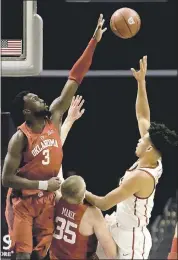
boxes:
[100,205,110,211]
[109,243,118,259]
[106,249,118,259]
[2,176,12,187]
[2,177,9,187]
[109,253,117,259]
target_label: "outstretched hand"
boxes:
[93,14,107,43]
[67,95,85,122]
[131,56,147,81]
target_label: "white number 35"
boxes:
[53,216,77,244]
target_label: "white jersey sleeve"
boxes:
[116,160,163,229]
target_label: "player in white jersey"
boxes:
[86,56,178,259]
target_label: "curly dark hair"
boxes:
[10,91,30,127]
[148,122,178,155]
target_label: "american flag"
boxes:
[1,40,22,56]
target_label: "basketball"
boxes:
[110,8,141,39]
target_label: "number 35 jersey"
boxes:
[17,120,63,196]
[50,198,97,259]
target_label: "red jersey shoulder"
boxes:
[18,120,59,138]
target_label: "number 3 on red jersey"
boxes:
[42,149,50,165]
[53,216,77,244]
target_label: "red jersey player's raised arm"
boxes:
[2,130,61,191]
[49,14,107,133]
[131,56,150,137]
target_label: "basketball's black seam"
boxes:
[120,11,133,37]
[112,16,125,38]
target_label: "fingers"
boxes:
[140,55,147,72]
[101,18,105,28]
[139,59,144,71]
[131,68,136,76]
[70,96,76,106]
[102,27,107,33]
[97,13,107,31]
[54,177,60,181]
[75,95,83,106]
[77,108,85,119]
[78,99,85,109]
[80,108,85,116]
[71,95,85,110]
[97,14,103,26]
[71,95,81,106]
[143,55,147,71]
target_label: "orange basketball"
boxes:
[110,8,141,39]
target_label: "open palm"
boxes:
[131,56,147,81]
[67,95,85,121]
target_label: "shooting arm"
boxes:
[2,131,40,189]
[136,80,150,137]
[132,56,150,137]
[85,174,143,211]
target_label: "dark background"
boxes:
[1,0,178,257]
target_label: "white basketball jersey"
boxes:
[116,160,163,229]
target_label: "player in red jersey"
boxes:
[50,175,118,259]
[168,223,177,260]
[2,14,107,260]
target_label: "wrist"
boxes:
[38,181,48,190]
[138,79,146,84]
[65,117,75,125]
[85,190,93,199]
[91,36,98,44]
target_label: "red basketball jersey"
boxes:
[16,120,63,196]
[50,198,97,259]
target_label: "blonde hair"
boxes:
[61,175,86,203]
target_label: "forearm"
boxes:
[136,80,150,121]
[2,174,39,190]
[86,191,108,211]
[69,38,97,85]
[61,118,74,146]
[52,38,98,115]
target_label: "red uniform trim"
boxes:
[134,169,156,199]
[141,227,146,259]
[134,197,141,227]
[131,227,135,260]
